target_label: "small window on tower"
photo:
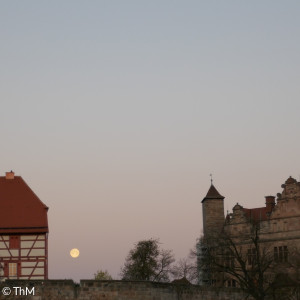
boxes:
[9,236,20,249]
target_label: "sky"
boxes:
[1,1,300,282]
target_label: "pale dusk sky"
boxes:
[1,1,300,281]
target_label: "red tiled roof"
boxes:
[243,207,270,222]
[0,176,48,234]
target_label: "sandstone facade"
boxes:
[201,176,300,288]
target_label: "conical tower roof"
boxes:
[201,184,224,203]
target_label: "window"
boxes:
[247,248,256,266]
[4,262,21,278]
[224,252,234,268]
[9,263,17,277]
[9,236,20,249]
[284,246,288,261]
[274,247,278,262]
[211,279,217,286]
[274,246,288,262]
[226,279,236,287]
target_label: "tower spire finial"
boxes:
[210,174,213,185]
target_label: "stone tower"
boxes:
[202,184,225,238]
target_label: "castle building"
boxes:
[0,171,49,280]
[200,176,300,287]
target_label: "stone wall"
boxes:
[0,280,249,300]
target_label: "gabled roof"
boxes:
[202,184,224,203]
[0,174,48,234]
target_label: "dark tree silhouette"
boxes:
[120,238,174,282]
[94,269,113,280]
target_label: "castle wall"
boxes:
[0,280,250,300]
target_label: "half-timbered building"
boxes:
[0,171,49,280]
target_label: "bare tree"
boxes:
[171,257,198,284]
[199,225,276,300]
[270,248,300,300]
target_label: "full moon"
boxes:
[70,248,80,258]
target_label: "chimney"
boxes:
[5,171,15,180]
[265,196,275,211]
